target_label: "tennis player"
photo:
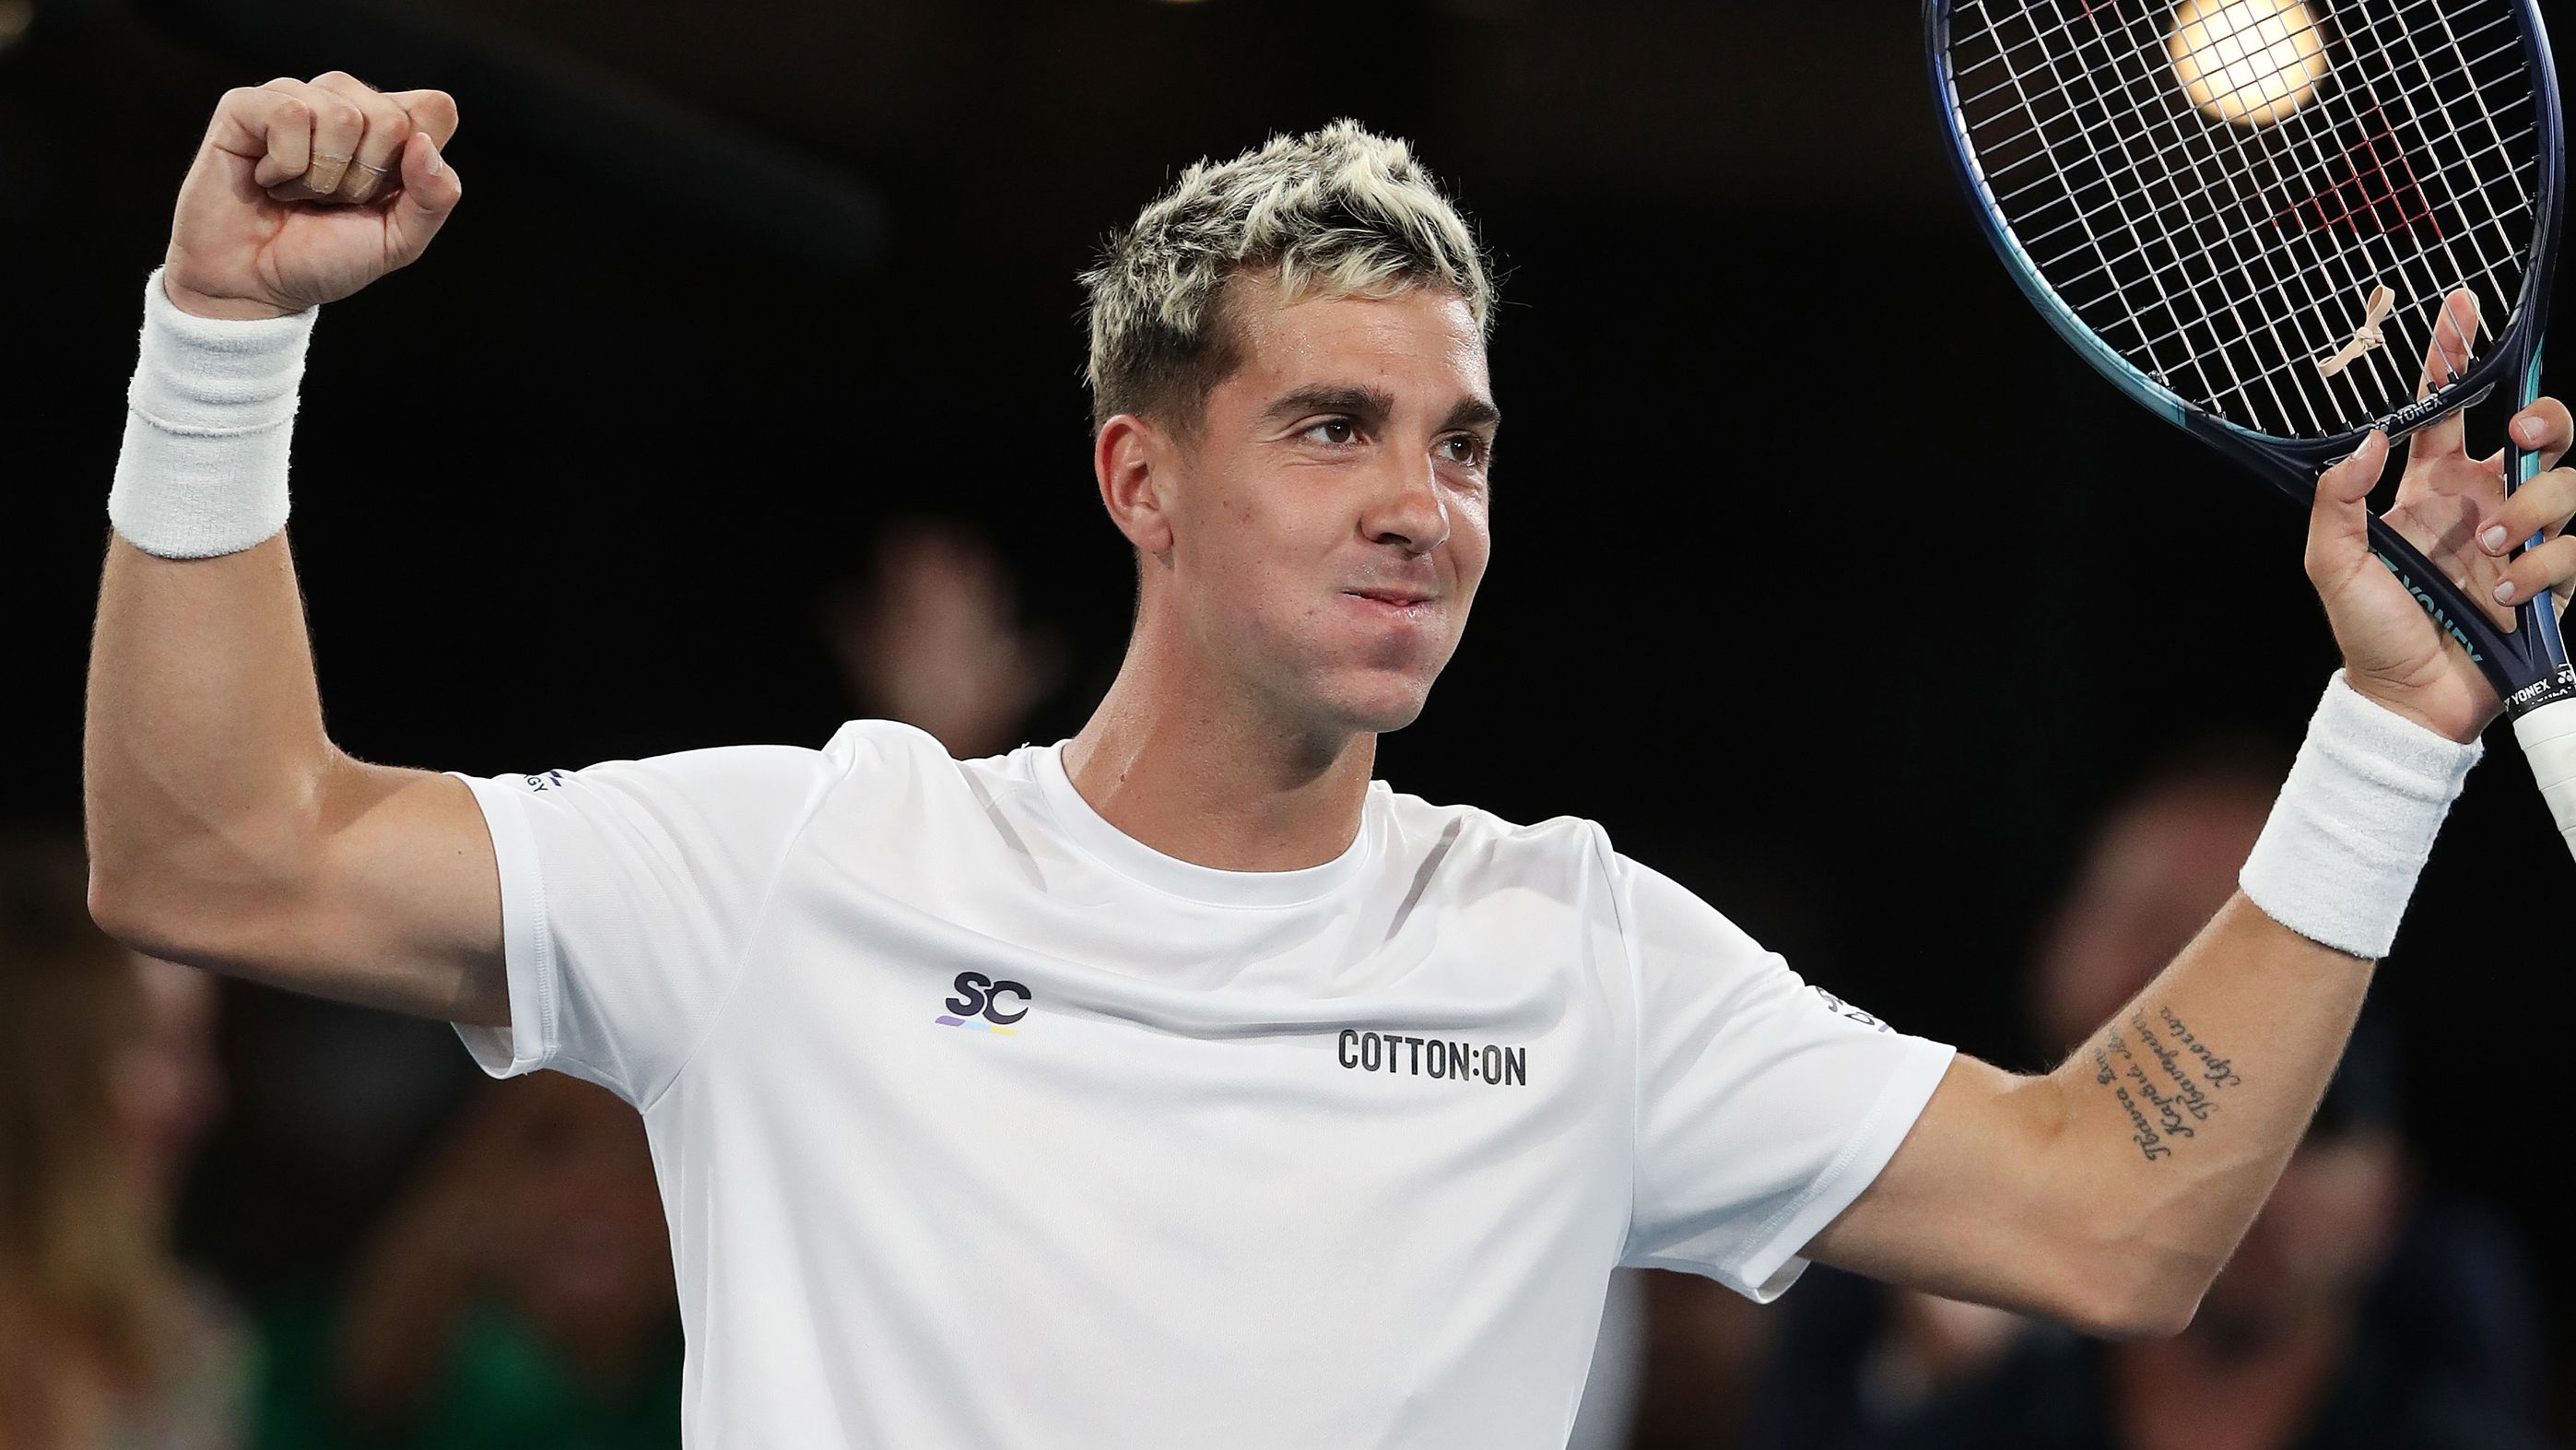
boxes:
[86,77,2576,1446]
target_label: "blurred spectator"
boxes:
[0,838,252,1450]
[253,1073,682,1449]
[1745,759,2554,1450]
[821,519,1065,760]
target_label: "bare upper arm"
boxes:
[94,755,509,1027]
[1798,1054,2109,1326]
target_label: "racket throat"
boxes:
[2366,543,2502,680]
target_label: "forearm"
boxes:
[83,273,356,945]
[2036,893,2371,1324]
[2034,672,2474,1329]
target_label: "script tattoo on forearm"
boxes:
[2087,1005,2244,1162]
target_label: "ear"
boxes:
[1095,413,1178,558]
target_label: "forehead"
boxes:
[1220,284,1490,400]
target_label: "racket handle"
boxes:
[2513,695,2576,860]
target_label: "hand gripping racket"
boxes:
[1926,0,2573,853]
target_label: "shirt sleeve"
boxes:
[1612,841,1957,1301]
[443,732,863,1107]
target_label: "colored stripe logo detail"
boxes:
[935,1016,1017,1035]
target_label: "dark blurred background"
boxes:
[6,0,2575,1444]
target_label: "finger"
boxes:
[381,88,461,151]
[2509,396,2573,474]
[2308,430,2389,586]
[2408,289,2480,463]
[296,75,367,196]
[2476,466,2576,556]
[255,77,364,201]
[383,132,463,267]
[212,83,314,189]
[307,71,407,204]
[2489,532,2576,608]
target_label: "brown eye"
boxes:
[1304,418,1356,445]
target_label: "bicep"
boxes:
[1799,1054,2101,1323]
[233,759,506,1024]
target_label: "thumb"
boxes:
[2307,430,2389,584]
[385,131,462,265]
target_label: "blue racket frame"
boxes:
[1926,0,2567,710]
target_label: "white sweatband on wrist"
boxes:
[2239,669,2482,960]
[107,267,317,559]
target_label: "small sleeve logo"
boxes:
[1811,987,1891,1033]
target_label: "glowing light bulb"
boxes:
[2169,0,2330,127]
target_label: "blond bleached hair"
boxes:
[1081,120,1495,434]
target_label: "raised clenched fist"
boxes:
[161,73,463,321]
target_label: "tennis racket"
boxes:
[1925,0,2575,854]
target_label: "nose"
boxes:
[1359,453,1449,555]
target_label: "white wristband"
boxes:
[2239,670,2481,960]
[108,268,317,559]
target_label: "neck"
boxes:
[1065,624,1376,872]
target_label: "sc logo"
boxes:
[945,971,1031,1025]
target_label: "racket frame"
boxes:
[1925,0,2567,712]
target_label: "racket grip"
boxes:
[2513,695,2576,860]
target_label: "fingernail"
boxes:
[2520,416,2547,445]
[2495,578,2520,604]
[2483,525,2509,553]
[423,135,443,176]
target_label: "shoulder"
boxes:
[1371,784,1786,970]
[818,716,951,770]
[1372,781,1617,886]
[806,721,1058,823]
[809,718,998,799]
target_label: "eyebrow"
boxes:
[1259,384,1502,433]
[1262,384,1394,428]
[1441,396,1502,433]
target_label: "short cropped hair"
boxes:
[1081,120,1495,437]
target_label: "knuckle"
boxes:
[314,69,362,89]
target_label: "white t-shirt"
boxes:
[447,723,1953,1448]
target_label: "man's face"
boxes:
[1146,283,1497,737]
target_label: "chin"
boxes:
[1318,674,1437,736]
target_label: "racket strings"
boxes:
[1944,0,2540,438]
[1971,13,2523,265]
[1999,6,2526,330]
[1985,0,2512,394]
[1975,0,2523,424]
